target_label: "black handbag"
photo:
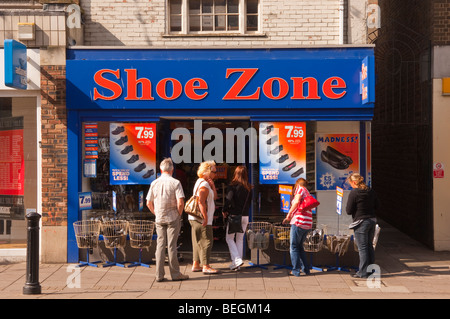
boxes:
[227,189,250,234]
[227,214,244,234]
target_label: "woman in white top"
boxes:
[189,161,219,274]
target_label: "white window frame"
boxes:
[167,0,261,36]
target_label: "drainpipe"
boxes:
[339,0,345,44]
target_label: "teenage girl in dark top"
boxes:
[346,172,380,278]
[222,166,252,271]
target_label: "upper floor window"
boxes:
[169,0,260,34]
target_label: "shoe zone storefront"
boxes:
[66,46,375,263]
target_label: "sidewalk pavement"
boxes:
[1,219,450,300]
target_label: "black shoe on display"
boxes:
[115,135,128,145]
[134,163,146,172]
[291,167,304,178]
[120,145,133,154]
[111,126,125,135]
[270,145,283,155]
[282,161,296,171]
[326,146,353,166]
[321,148,351,170]
[143,169,155,179]
[277,154,289,163]
[127,154,139,164]
[262,125,274,135]
[266,135,278,145]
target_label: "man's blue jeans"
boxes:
[290,225,310,276]
[353,219,376,278]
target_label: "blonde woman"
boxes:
[346,173,379,278]
[189,161,219,274]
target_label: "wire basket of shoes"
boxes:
[273,223,290,251]
[128,220,155,249]
[101,220,128,248]
[326,235,351,257]
[73,220,101,249]
[247,222,272,250]
[303,228,325,252]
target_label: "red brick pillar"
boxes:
[40,65,68,229]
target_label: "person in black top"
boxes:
[346,172,380,278]
[222,166,252,270]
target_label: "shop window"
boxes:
[0,97,37,249]
[168,0,260,34]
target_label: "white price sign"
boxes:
[78,192,92,210]
[135,126,154,139]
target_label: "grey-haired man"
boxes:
[146,158,188,282]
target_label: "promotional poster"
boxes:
[0,117,24,220]
[259,122,306,184]
[109,123,156,185]
[315,133,359,191]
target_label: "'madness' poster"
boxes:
[110,123,156,185]
[315,133,359,191]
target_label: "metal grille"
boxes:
[373,20,431,126]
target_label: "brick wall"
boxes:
[82,0,346,46]
[41,65,67,227]
[433,0,450,45]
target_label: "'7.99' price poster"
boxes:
[110,123,156,185]
[259,122,306,184]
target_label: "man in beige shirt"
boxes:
[146,158,188,282]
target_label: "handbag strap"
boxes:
[193,178,206,197]
[240,188,250,215]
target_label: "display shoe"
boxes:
[143,169,155,178]
[120,145,133,154]
[115,135,128,145]
[282,161,296,171]
[127,154,139,164]
[266,135,278,145]
[134,162,146,172]
[291,167,304,178]
[262,124,274,135]
[321,149,350,170]
[270,145,283,155]
[111,126,125,135]
[277,154,289,163]
[326,146,353,166]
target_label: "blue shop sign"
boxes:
[4,39,27,90]
[67,47,375,120]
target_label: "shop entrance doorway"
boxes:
[165,119,253,254]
